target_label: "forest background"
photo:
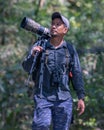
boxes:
[0,0,104,130]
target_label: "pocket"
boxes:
[62,74,68,86]
[61,74,69,90]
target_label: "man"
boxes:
[22,12,85,130]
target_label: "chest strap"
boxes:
[45,49,49,64]
[45,48,71,75]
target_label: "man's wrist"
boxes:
[79,98,84,101]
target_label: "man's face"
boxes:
[50,18,68,37]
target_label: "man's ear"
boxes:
[64,27,69,34]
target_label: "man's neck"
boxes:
[50,36,64,48]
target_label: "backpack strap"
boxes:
[45,49,49,64]
[66,42,74,78]
[65,47,70,70]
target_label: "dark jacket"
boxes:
[22,39,85,101]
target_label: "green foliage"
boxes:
[0,0,104,130]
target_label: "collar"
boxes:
[46,40,67,49]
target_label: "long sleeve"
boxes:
[22,54,34,73]
[71,46,85,100]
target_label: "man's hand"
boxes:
[31,46,43,56]
[77,99,85,115]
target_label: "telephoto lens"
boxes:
[20,17,51,38]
